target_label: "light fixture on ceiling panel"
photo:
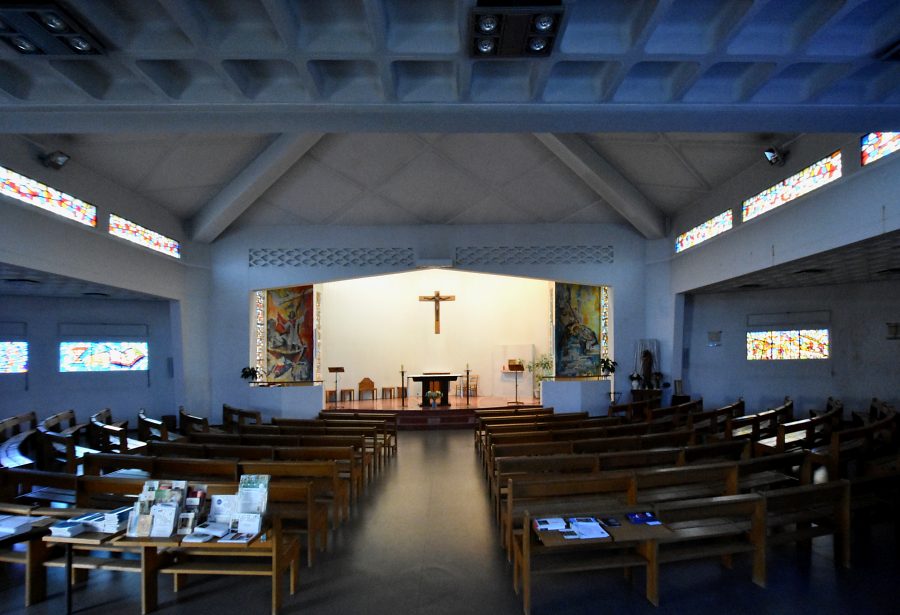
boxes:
[764,147,787,167]
[0,4,102,56]
[40,150,70,169]
[469,2,563,58]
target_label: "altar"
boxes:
[409,373,461,408]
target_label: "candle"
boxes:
[466,363,469,370]
[401,364,404,371]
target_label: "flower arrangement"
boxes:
[425,390,443,400]
[599,357,618,374]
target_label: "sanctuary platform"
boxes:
[321,394,542,430]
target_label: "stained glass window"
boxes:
[600,285,610,361]
[0,342,28,373]
[59,341,148,372]
[675,210,733,253]
[861,132,900,166]
[254,290,266,376]
[0,164,97,227]
[741,151,842,222]
[746,329,829,361]
[108,214,181,259]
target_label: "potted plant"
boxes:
[425,390,442,408]
[628,372,642,390]
[598,357,618,377]
[526,353,554,399]
[240,366,264,384]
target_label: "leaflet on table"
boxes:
[235,513,262,535]
[533,517,567,531]
[219,531,255,544]
[210,494,237,524]
[192,521,230,538]
[238,475,270,514]
[150,503,178,537]
[564,517,610,539]
[626,511,661,525]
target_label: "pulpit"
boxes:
[409,373,461,408]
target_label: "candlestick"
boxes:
[401,363,404,371]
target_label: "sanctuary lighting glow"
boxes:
[675,210,733,253]
[59,341,148,372]
[861,132,900,166]
[746,329,829,361]
[0,164,96,226]
[741,151,842,222]
[109,214,180,259]
[0,342,28,373]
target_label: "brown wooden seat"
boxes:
[380,386,394,399]
[340,388,355,402]
[358,377,376,401]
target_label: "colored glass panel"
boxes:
[108,214,181,259]
[675,210,733,253]
[255,290,266,375]
[746,329,829,361]
[741,151,842,222]
[59,341,148,372]
[0,164,97,227]
[861,132,900,166]
[600,286,610,362]
[0,342,28,373]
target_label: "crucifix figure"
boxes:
[418,290,455,334]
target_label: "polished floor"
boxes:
[2,430,899,614]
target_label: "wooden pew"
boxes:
[222,403,263,432]
[296,415,399,458]
[644,399,703,425]
[36,410,95,474]
[137,409,182,442]
[240,460,336,560]
[607,396,661,421]
[726,397,794,441]
[687,399,745,440]
[476,413,594,454]
[87,408,145,454]
[763,480,851,568]
[810,407,897,479]
[0,411,38,468]
[756,402,842,455]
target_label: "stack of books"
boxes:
[0,515,36,538]
[49,520,85,538]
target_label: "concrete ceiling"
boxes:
[1,0,898,296]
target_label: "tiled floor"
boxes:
[2,430,899,614]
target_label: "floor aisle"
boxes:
[2,430,899,614]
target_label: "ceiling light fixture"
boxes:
[0,4,102,56]
[40,150,70,170]
[764,147,787,167]
[469,2,563,58]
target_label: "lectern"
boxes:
[328,367,344,408]
[507,360,525,405]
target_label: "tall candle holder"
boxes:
[465,367,471,407]
[400,367,406,408]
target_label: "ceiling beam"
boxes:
[190,133,324,243]
[535,133,667,239]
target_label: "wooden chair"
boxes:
[137,409,181,442]
[358,377,376,401]
[339,389,355,402]
[466,374,479,397]
[380,386,394,399]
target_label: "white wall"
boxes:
[320,270,552,400]
[209,222,646,419]
[682,280,900,414]
[0,295,177,421]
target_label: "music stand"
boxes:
[507,360,525,405]
[328,367,344,408]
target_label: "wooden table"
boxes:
[516,508,673,614]
[409,373,461,408]
[43,529,124,615]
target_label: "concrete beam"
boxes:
[190,133,324,243]
[535,133,667,239]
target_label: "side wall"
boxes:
[682,280,900,413]
[0,296,176,421]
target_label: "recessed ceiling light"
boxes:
[66,36,92,53]
[533,14,555,32]
[9,35,39,54]
[528,37,548,53]
[477,14,498,34]
[476,37,495,54]
[39,12,69,33]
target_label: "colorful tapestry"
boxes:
[555,283,604,377]
[264,285,314,382]
[59,341,148,371]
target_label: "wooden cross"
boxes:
[418,290,455,334]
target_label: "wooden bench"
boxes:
[88,408,145,454]
[686,399,745,439]
[726,397,793,441]
[512,493,766,613]
[756,402,842,455]
[241,459,347,528]
[240,461,335,562]
[0,411,38,468]
[36,410,95,474]
[607,397,661,421]
[137,410,182,442]
[222,403,263,432]
[810,407,897,479]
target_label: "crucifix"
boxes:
[418,290,455,334]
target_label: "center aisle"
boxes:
[301,429,522,615]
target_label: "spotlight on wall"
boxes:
[764,147,787,167]
[469,2,563,58]
[40,150,70,170]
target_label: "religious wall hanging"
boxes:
[418,290,455,334]
[260,285,315,383]
[554,282,604,377]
